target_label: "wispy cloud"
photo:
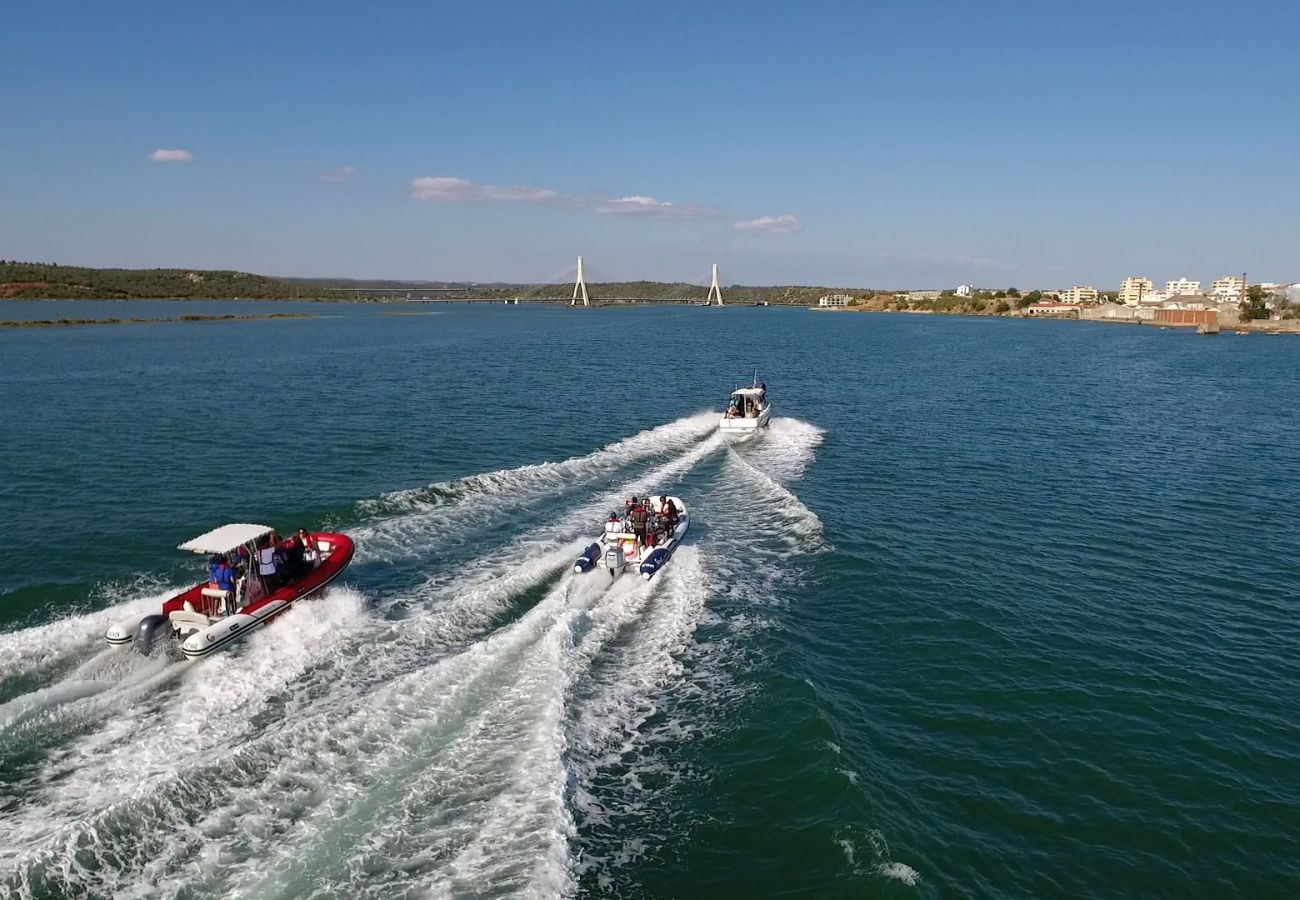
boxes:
[148,148,194,163]
[410,176,565,204]
[596,195,712,218]
[409,176,711,223]
[320,164,357,183]
[883,251,1015,272]
[733,214,802,235]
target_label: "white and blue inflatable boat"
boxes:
[574,496,689,580]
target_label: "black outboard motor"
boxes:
[133,614,170,656]
[639,547,669,579]
[574,543,601,573]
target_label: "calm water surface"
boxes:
[0,302,1296,898]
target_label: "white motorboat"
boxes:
[574,496,689,580]
[719,380,772,432]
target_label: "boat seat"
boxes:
[201,588,231,601]
[169,609,214,631]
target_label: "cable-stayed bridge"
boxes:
[327,257,732,305]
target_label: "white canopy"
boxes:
[177,523,273,555]
[731,387,765,397]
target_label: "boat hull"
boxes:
[718,406,772,431]
[575,498,689,580]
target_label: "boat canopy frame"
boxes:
[177,523,274,555]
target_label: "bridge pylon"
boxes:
[707,263,724,306]
[571,255,589,306]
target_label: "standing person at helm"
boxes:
[258,536,281,591]
[629,496,649,549]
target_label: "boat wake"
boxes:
[0,414,824,898]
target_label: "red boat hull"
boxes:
[160,531,354,629]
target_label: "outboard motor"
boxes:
[604,544,626,577]
[133,613,171,656]
[574,543,601,573]
[639,547,669,580]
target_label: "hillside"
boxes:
[0,262,321,300]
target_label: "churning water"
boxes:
[1,303,1297,898]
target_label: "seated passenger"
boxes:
[605,513,622,536]
[296,528,319,569]
[658,495,678,529]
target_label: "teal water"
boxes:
[1,303,1297,898]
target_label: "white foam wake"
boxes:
[354,412,718,563]
[0,415,829,899]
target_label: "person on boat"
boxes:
[296,528,319,569]
[206,554,236,615]
[258,537,281,591]
[282,532,308,578]
[207,554,235,591]
[658,496,678,531]
[605,513,622,537]
[629,498,649,549]
[233,544,250,576]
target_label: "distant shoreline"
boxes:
[0,312,317,330]
[811,305,1300,334]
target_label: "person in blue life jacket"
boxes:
[206,554,234,590]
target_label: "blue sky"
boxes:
[1,0,1296,288]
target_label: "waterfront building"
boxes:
[1165,277,1201,295]
[955,283,974,297]
[1165,293,1211,310]
[1024,302,1081,317]
[1080,303,1139,321]
[1057,285,1099,304]
[1153,308,1218,327]
[818,294,853,307]
[1119,276,1154,305]
[1210,275,1246,299]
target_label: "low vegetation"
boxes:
[0,262,321,300]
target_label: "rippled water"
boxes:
[1,303,1297,898]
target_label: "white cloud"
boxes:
[410,176,565,204]
[596,195,712,218]
[148,148,194,162]
[320,164,357,183]
[884,251,1015,272]
[733,214,802,235]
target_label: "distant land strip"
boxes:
[1,312,316,329]
[0,261,875,305]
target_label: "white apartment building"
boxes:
[1057,285,1099,304]
[818,294,853,307]
[955,283,974,297]
[1119,276,1154,305]
[1166,277,1201,295]
[1210,275,1246,299]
